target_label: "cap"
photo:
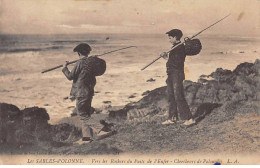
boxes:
[166,29,183,39]
[73,43,92,55]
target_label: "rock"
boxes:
[233,62,254,76]
[103,101,112,104]
[19,107,51,143]
[51,123,81,142]
[146,78,156,82]
[128,94,136,98]
[208,68,233,83]
[193,103,222,122]
[183,80,201,106]
[234,76,256,100]
[142,90,150,96]
[109,59,260,122]
[253,59,260,75]
[0,103,23,144]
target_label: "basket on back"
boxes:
[84,56,106,76]
[184,38,202,56]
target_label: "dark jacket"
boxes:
[166,42,186,75]
[62,57,96,98]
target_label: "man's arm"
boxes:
[62,61,81,81]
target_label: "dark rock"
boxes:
[109,59,260,122]
[142,90,151,96]
[146,78,156,82]
[128,94,136,98]
[103,101,112,104]
[0,103,23,144]
[209,68,233,83]
[19,107,51,143]
[193,103,222,123]
[51,123,81,142]
[183,80,202,105]
[253,59,260,75]
[234,76,256,100]
[109,107,128,120]
[233,62,255,76]
[22,107,50,122]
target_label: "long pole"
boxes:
[141,14,230,71]
[41,46,136,73]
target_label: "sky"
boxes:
[0,0,259,35]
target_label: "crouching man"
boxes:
[161,29,195,126]
[62,43,96,143]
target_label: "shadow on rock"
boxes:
[193,103,222,123]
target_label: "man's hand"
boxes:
[63,61,69,67]
[160,52,168,59]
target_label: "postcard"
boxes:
[0,0,259,165]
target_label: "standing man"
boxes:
[62,43,96,143]
[161,29,195,126]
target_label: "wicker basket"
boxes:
[85,56,106,76]
[184,38,202,56]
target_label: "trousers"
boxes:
[166,71,192,120]
[76,96,94,139]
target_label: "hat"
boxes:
[166,29,183,39]
[73,43,92,55]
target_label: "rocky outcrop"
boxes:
[0,103,81,147]
[109,59,260,122]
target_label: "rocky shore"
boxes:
[0,59,259,154]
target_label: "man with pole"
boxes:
[62,43,97,143]
[161,29,195,126]
[42,44,136,143]
[141,15,230,126]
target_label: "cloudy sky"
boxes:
[0,0,259,35]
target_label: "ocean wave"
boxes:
[51,40,97,44]
[211,50,258,55]
[1,46,64,53]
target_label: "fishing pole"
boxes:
[41,46,137,73]
[141,14,230,71]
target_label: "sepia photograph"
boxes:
[0,0,259,165]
